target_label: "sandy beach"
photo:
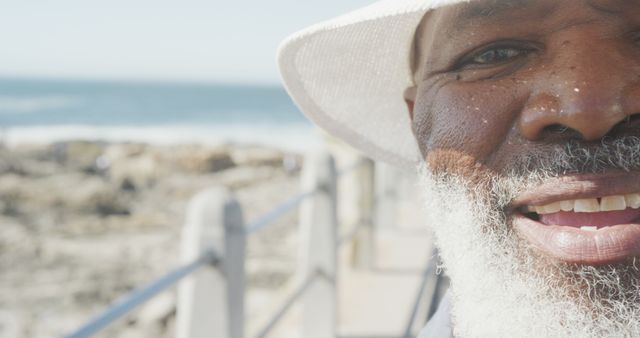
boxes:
[0,140,306,338]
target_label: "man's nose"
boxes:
[518,37,640,141]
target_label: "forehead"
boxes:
[413,0,640,71]
[436,0,633,31]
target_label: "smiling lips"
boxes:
[512,173,640,265]
[531,194,640,230]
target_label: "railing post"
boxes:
[299,151,337,338]
[375,161,398,229]
[177,187,245,338]
[352,156,375,269]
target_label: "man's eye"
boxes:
[448,41,540,73]
[471,47,523,65]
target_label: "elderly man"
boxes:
[279,0,640,336]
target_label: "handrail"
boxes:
[62,251,218,338]
[62,158,369,338]
[245,189,317,235]
[254,270,320,338]
[402,249,438,338]
[246,159,363,235]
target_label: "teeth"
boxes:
[574,198,600,213]
[529,194,640,214]
[536,202,561,214]
[560,200,574,212]
[600,195,627,211]
[626,194,640,209]
[580,226,598,232]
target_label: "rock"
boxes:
[0,217,38,259]
[9,143,55,163]
[217,166,277,188]
[103,143,162,189]
[0,141,303,338]
[0,149,25,175]
[65,177,130,216]
[3,173,130,218]
[109,152,162,189]
[230,146,284,167]
[119,178,136,192]
[0,145,62,177]
[164,145,234,173]
[1,173,130,218]
[0,174,26,215]
[56,141,107,172]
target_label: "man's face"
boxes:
[409,0,640,336]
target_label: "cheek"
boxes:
[412,81,527,171]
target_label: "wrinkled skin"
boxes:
[405,0,640,335]
[406,0,640,180]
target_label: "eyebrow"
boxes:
[585,0,627,15]
[460,0,636,21]
[458,0,531,20]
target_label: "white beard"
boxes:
[417,163,640,338]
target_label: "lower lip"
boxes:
[513,214,640,265]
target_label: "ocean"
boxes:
[0,78,319,152]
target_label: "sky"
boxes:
[0,0,373,85]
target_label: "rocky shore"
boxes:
[0,141,305,338]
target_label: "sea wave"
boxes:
[1,124,321,152]
[0,96,81,113]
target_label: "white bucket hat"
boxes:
[278,0,469,169]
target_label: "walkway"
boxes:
[250,176,438,338]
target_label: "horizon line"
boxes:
[0,73,285,89]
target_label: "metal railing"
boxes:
[61,150,440,338]
[64,252,218,338]
[254,269,321,338]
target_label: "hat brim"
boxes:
[278,0,469,169]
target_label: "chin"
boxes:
[417,163,640,337]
